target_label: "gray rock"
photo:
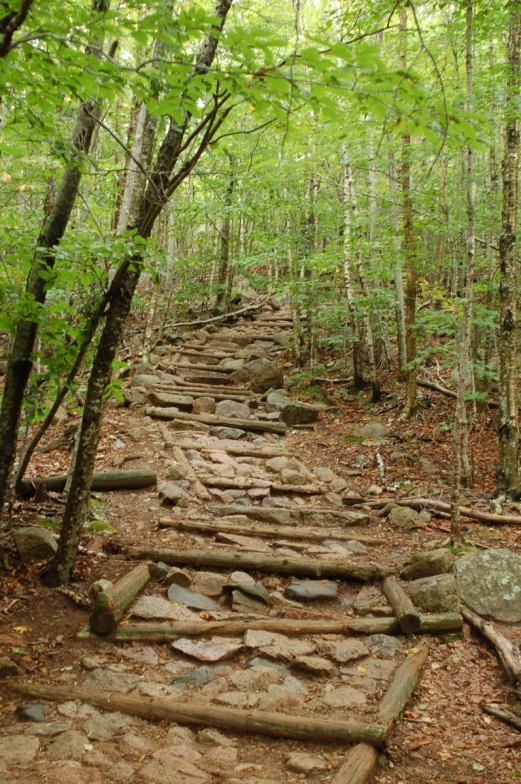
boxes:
[344,540,369,554]
[171,637,244,662]
[286,753,328,774]
[119,646,159,665]
[279,468,309,486]
[198,728,233,747]
[132,595,199,621]
[193,397,216,415]
[401,548,456,580]
[388,506,424,530]
[215,400,251,419]
[343,657,397,681]
[157,480,193,507]
[285,579,338,602]
[13,526,57,562]
[174,666,215,686]
[84,711,132,741]
[16,703,51,722]
[48,729,88,760]
[247,656,291,676]
[131,374,160,388]
[408,573,460,613]
[323,685,367,708]
[265,391,319,425]
[324,492,344,507]
[139,753,210,784]
[313,466,337,482]
[167,584,220,611]
[330,477,349,493]
[149,391,193,409]
[164,567,191,587]
[266,456,310,475]
[224,582,270,605]
[320,639,369,664]
[151,561,169,580]
[24,720,72,737]
[354,454,371,468]
[191,572,227,597]
[230,589,269,614]
[82,669,140,694]
[0,735,39,764]
[242,359,284,393]
[292,655,336,677]
[210,427,245,440]
[365,634,402,658]
[455,548,521,622]
[353,423,390,439]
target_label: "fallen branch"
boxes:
[362,496,521,526]
[383,576,421,634]
[126,545,394,581]
[166,301,266,329]
[462,606,521,694]
[158,516,384,545]
[17,469,157,498]
[331,744,378,784]
[145,407,286,435]
[418,378,499,409]
[482,703,521,733]
[89,564,150,635]
[10,682,387,747]
[78,613,462,642]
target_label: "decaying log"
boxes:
[145,407,287,435]
[158,516,384,545]
[481,703,521,733]
[332,643,429,783]
[383,576,421,634]
[89,564,150,635]
[18,469,157,498]
[177,441,287,458]
[10,682,387,746]
[126,546,394,581]
[78,612,462,642]
[175,362,235,374]
[462,606,521,692]
[363,496,521,526]
[154,386,251,403]
[198,475,324,494]
[166,378,251,394]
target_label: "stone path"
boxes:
[1,303,461,783]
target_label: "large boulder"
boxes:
[215,400,250,419]
[242,359,283,393]
[13,527,58,562]
[408,574,460,613]
[454,548,521,623]
[265,391,319,426]
[131,374,160,389]
[388,506,424,531]
[352,423,390,440]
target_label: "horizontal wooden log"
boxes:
[145,407,286,434]
[10,682,387,747]
[154,386,251,403]
[176,361,235,374]
[177,441,287,458]
[18,469,157,498]
[175,372,236,386]
[198,475,324,494]
[167,301,266,329]
[383,576,421,634]
[79,612,463,643]
[89,564,150,635]
[167,378,251,394]
[126,546,394,581]
[209,504,369,526]
[158,516,385,545]
[366,496,521,526]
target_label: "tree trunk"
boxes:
[389,147,407,376]
[214,156,234,314]
[400,7,417,420]
[497,0,521,497]
[0,0,111,519]
[341,145,364,388]
[43,0,234,586]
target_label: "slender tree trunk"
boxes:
[400,6,417,420]
[451,0,475,542]
[341,146,364,388]
[214,156,234,314]
[44,0,234,586]
[389,147,407,376]
[497,0,521,497]
[0,0,111,519]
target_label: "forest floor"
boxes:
[1,303,521,784]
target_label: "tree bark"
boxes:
[18,469,157,498]
[382,576,421,634]
[89,563,150,634]
[497,0,521,497]
[0,0,111,519]
[43,0,234,586]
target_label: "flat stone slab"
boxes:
[131,596,199,622]
[322,685,367,708]
[454,548,521,622]
[284,579,338,602]
[172,637,244,662]
[320,639,370,664]
[167,584,220,611]
[286,753,328,774]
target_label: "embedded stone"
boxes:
[388,506,424,530]
[167,584,220,611]
[285,579,338,602]
[408,573,460,613]
[292,655,336,677]
[16,704,51,722]
[286,753,328,774]
[171,637,243,662]
[401,548,456,580]
[322,685,367,708]
[320,639,370,664]
[13,526,57,562]
[455,548,521,622]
